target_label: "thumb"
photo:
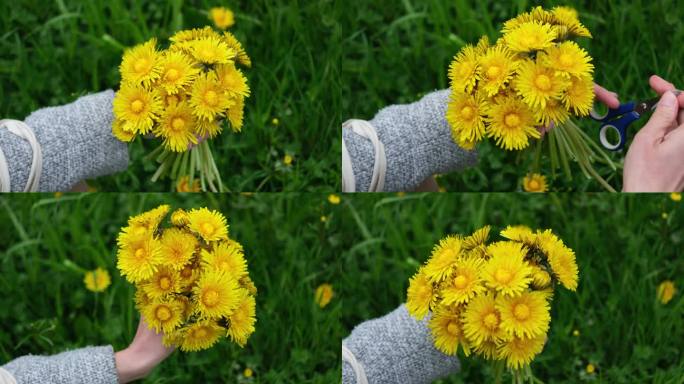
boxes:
[640,92,679,139]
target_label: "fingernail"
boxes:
[661,92,676,108]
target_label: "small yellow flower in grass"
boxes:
[283,154,293,166]
[662,212,669,220]
[406,269,434,319]
[562,75,595,117]
[176,176,201,192]
[586,363,596,374]
[119,38,161,87]
[315,283,335,308]
[497,291,551,338]
[113,84,163,134]
[446,92,487,143]
[193,271,241,318]
[522,173,548,192]
[320,215,327,223]
[117,235,163,283]
[84,268,111,292]
[482,241,533,296]
[462,293,506,346]
[448,44,480,94]
[243,368,254,378]
[671,193,682,202]
[144,266,181,299]
[514,58,569,110]
[572,329,580,337]
[158,51,200,95]
[478,45,518,97]
[271,117,280,126]
[190,72,234,121]
[187,207,229,242]
[541,41,594,79]
[328,194,341,205]
[155,101,198,152]
[189,37,234,65]
[144,298,185,333]
[202,241,248,278]
[429,306,471,356]
[180,320,224,352]
[537,230,579,291]
[159,227,198,270]
[209,7,235,30]
[228,293,257,346]
[441,257,485,305]
[497,333,546,369]
[657,280,676,304]
[424,235,462,283]
[503,21,557,53]
[485,96,540,151]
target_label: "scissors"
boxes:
[591,90,682,151]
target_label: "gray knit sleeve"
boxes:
[0,90,128,192]
[343,90,478,192]
[2,345,119,384]
[342,305,460,384]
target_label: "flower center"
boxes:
[514,303,530,320]
[181,266,193,278]
[446,321,460,336]
[133,58,149,73]
[487,65,501,78]
[131,100,144,113]
[454,275,468,289]
[461,106,474,119]
[167,95,179,105]
[171,117,185,131]
[166,68,180,81]
[201,222,215,235]
[559,53,573,67]
[135,247,145,259]
[534,74,552,91]
[156,306,171,321]
[529,179,540,190]
[483,313,499,329]
[204,90,218,106]
[159,276,172,290]
[504,113,520,128]
[194,328,208,339]
[203,289,220,307]
[201,49,213,60]
[494,268,512,284]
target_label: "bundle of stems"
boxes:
[146,142,225,192]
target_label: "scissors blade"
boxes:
[635,90,682,114]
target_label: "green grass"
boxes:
[0,0,341,192]
[342,0,684,191]
[339,193,684,383]
[0,193,343,383]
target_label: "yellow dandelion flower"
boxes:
[514,58,569,109]
[535,97,570,126]
[482,241,533,296]
[227,293,256,347]
[190,72,233,121]
[243,367,254,377]
[222,32,252,67]
[552,6,592,38]
[497,334,546,369]
[315,283,335,308]
[497,291,551,338]
[478,45,518,96]
[474,35,490,55]
[201,241,248,278]
[143,298,185,333]
[118,205,170,246]
[328,194,341,204]
[448,44,480,94]
[424,235,462,283]
[429,306,471,356]
[180,320,223,352]
[194,117,223,138]
[406,269,434,319]
[193,271,241,318]
[586,363,596,374]
[158,51,200,95]
[209,7,235,30]
[485,96,540,151]
[537,230,578,291]
[112,118,136,143]
[240,275,258,296]
[502,7,555,34]
[154,101,198,152]
[474,339,500,360]
[522,173,548,192]
[189,37,234,65]
[84,267,111,292]
[135,289,152,312]
[446,92,487,143]
[562,75,594,116]
[143,266,182,299]
[215,63,250,99]
[119,38,161,87]
[541,41,593,79]
[159,227,198,270]
[117,235,163,283]
[170,26,220,44]
[503,21,557,53]
[170,209,190,227]
[530,265,552,289]
[462,293,506,346]
[671,193,682,202]
[179,263,201,289]
[176,176,201,192]
[572,329,580,337]
[463,226,491,251]
[657,280,676,304]
[283,154,294,166]
[500,225,536,245]
[227,96,245,132]
[441,257,485,305]
[187,207,229,242]
[113,84,163,134]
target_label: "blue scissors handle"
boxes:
[590,102,640,151]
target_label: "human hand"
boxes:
[114,317,175,383]
[623,84,684,192]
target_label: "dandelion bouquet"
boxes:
[406,225,578,383]
[112,27,251,192]
[447,6,617,191]
[116,205,257,351]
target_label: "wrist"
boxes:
[114,346,156,383]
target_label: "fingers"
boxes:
[594,83,620,109]
[640,92,679,140]
[649,75,684,108]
